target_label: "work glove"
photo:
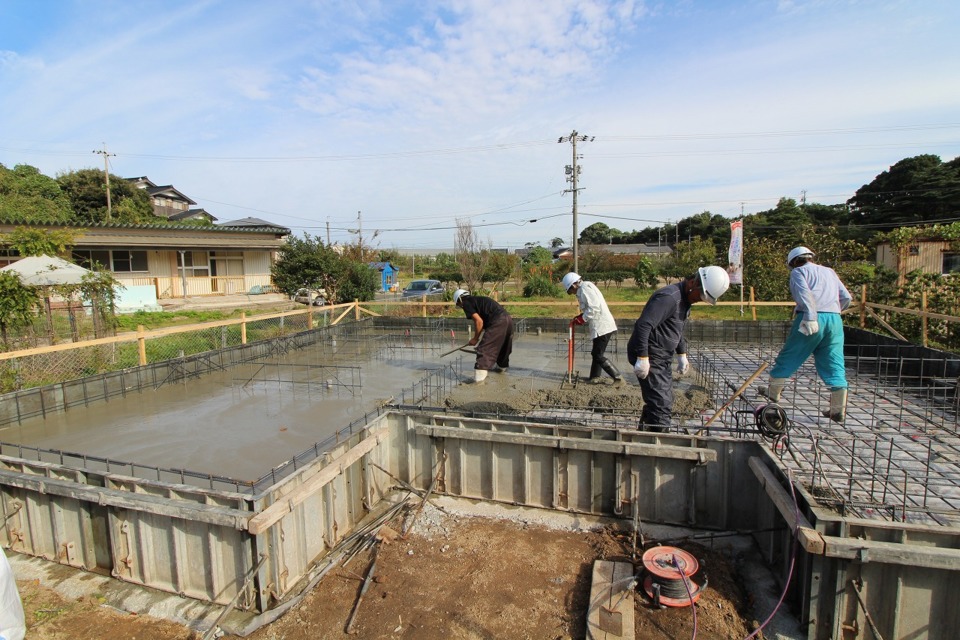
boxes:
[573,314,586,326]
[799,320,819,336]
[677,354,690,375]
[633,357,650,380]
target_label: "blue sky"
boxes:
[1,0,958,252]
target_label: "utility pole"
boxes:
[92,143,116,221]
[357,211,363,262]
[558,130,594,273]
[326,217,331,246]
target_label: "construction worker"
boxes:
[454,289,514,383]
[628,266,730,432]
[562,272,623,385]
[760,247,852,422]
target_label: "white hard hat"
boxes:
[561,272,581,292]
[453,288,469,305]
[786,246,815,266]
[698,266,730,305]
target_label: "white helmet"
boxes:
[786,246,815,266]
[453,288,469,305]
[561,272,581,293]
[698,266,730,305]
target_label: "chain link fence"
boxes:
[0,306,339,393]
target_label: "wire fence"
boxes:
[0,306,336,393]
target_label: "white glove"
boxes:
[634,357,650,380]
[677,354,690,375]
[799,320,819,336]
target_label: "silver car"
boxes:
[402,279,445,298]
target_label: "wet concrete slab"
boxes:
[0,329,590,482]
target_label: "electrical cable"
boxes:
[673,554,698,640]
[744,467,800,640]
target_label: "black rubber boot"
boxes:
[601,358,624,387]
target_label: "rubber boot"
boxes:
[474,369,488,384]
[587,359,603,384]
[601,358,624,387]
[758,378,788,403]
[823,388,847,423]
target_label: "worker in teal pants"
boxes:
[761,246,852,422]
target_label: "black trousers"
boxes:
[589,331,614,379]
[475,315,514,370]
[638,355,672,431]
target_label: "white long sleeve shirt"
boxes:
[790,263,852,321]
[575,281,617,338]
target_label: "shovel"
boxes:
[439,343,477,357]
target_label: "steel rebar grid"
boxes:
[694,343,960,526]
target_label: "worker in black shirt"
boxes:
[454,288,514,383]
[627,266,730,431]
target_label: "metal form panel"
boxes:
[749,451,960,640]
[0,456,255,607]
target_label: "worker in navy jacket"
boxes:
[628,267,729,431]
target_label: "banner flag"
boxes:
[728,220,743,285]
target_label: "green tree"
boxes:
[271,234,346,301]
[337,262,380,302]
[523,246,553,266]
[579,222,617,245]
[0,164,74,223]
[0,271,39,349]
[550,237,565,248]
[633,256,659,289]
[2,227,78,257]
[848,154,960,226]
[662,237,717,279]
[56,168,153,224]
[483,252,518,295]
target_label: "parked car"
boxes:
[402,279,445,299]
[293,288,326,306]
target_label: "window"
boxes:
[112,250,148,272]
[179,251,209,277]
[944,253,960,274]
[0,248,20,267]
[72,249,148,272]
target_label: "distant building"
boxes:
[368,261,400,292]
[127,177,216,223]
[876,238,960,285]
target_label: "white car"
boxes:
[293,288,326,306]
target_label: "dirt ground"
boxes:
[14,500,769,640]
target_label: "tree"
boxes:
[523,246,553,267]
[2,227,78,257]
[847,154,960,226]
[271,233,346,301]
[550,237,565,248]
[455,218,489,291]
[0,164,74,223]
[484,252,518,295]
[336,261,380,302]
[56,168,153,224]
[0,271,39,349]
[634,257,659,289]
[580,222,618,245]
[662,237,717,279]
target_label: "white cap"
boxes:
[561,272,581,292]
[453,288,469,304]
[787,246,814,266]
